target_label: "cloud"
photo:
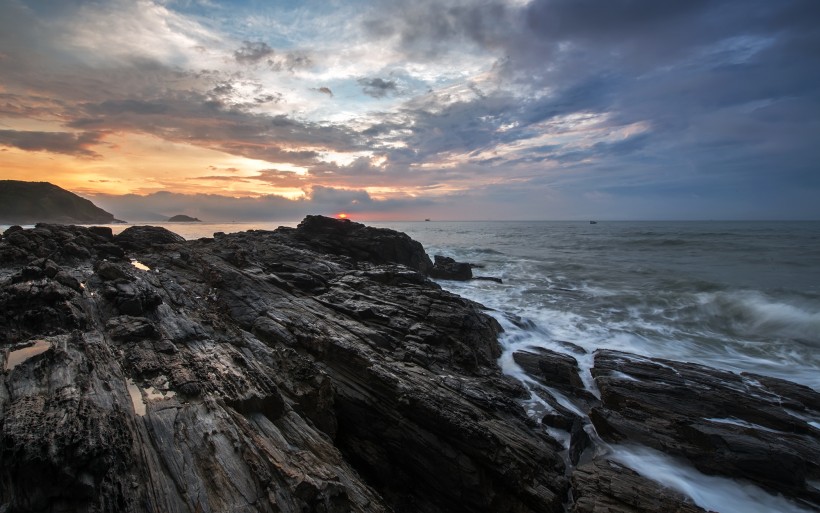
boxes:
[233,41,275,63]
[67,91,362,164]
[56,0,222,67]
[362,0,513,60]
[1,0,818,219]
[0,129,105,157]
[358,77,399,98]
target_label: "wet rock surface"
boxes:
[589,349,820,507]
[571,459,712,513]
[430,255,473,281]
[0,217,565,513]
[1,217,818,513]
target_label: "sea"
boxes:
[7,219,819,512]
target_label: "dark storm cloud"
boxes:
[68,91,361,164]
[358,0,820,204]
[0,129,105,157]
[362,0,512,59]
[358,77,398,98]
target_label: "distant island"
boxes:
[0,180,123,225]
[168,214,202,222]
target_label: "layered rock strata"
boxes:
[0,217,564,513]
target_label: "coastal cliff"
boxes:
[0,181,121,225]
[1,216,818,513]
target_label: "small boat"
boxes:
[425,218,431,222]
[589,221,597,224]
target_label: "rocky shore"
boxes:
[1,216,818,512]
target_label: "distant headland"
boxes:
[167,214,202,222]
[0,180,123,225]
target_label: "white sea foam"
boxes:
[609,445,816,513]
[696,290,820,345]
[442,266,820,390]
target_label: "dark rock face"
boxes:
[114,225,185,250]
[513,347,586,393]
[290,215,433,274]
[3,216,819,513]
[0,216,567,513]
[590,349,820,506]
[430,255,473,280]
[572,459,711,513]
[0,180,120,224]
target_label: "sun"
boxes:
[336,213,349,219]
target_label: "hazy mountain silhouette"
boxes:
[0,180,122,225]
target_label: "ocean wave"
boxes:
[695,291,820,345]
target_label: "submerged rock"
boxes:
[430,255,473,280]
[429,255,503,283]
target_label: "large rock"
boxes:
[429,255,473,281]
[290,215,433,274]
[3,217,818,513]
[512,347,586,394]
[571,459,712,513]
[589,349,820,505]
[115,225,185,250]
[0,217,568,513]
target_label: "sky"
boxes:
[1,0,818,221]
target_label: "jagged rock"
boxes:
[429,255,502,283]
[3,218,818,513]
[115,225,185,250]
[95,260,131,281]
[106,315,159,341]
[513,347,586,393]
[430,255,473,280]
[590,349,820,506]
[0,218,568,513]
[53,270,82,291]
[292,215,433,274]
[88,226,114,239]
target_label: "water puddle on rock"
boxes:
[4,340,51,371]
[131,260,151,271]
[127,379,146,416]
[127,379,177,417]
